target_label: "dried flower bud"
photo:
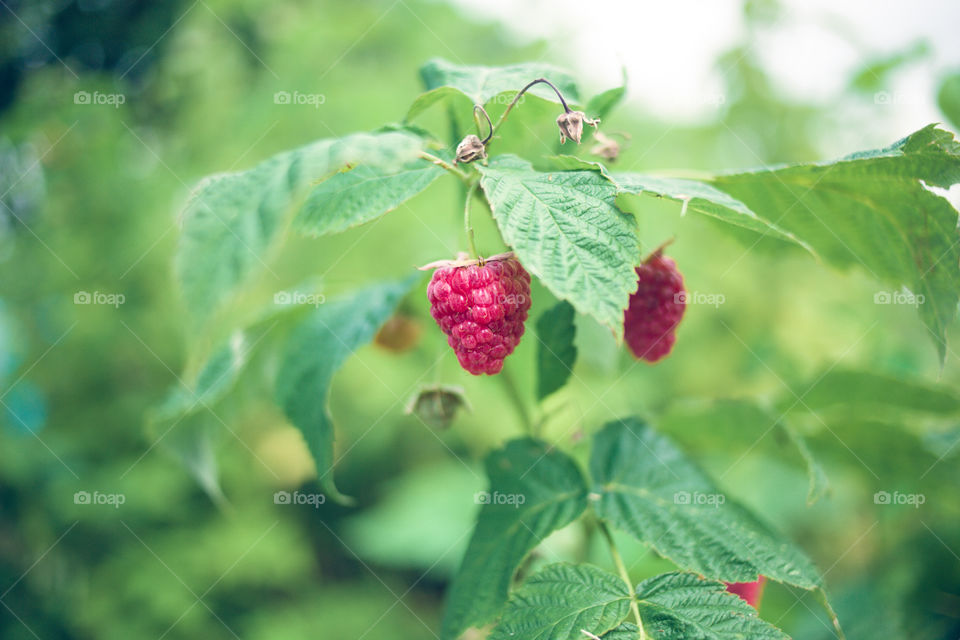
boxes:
[556,110,600,144]
[454,134,486,165]
[589,131,621,161]
[405,385,470,430]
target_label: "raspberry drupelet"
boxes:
[426,254,532,375]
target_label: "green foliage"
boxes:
[441,439,589,640]
[489,563,632,640]
[634,572,788,639]
[176,131,428,330]
[274,276,419,503]
[589,419,822,588]
[479,155,640,336]
[617,125,960,362]
[294,155,443,237]
[409,58,580,121]
[536,301,578,400]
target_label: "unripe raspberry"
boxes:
[425,253,531,375]
[624,249,686,362]
[725,576,767,609]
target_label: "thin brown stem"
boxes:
[492,77,573,139]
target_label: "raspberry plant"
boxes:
[164,58,960,639]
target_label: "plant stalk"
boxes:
[419,151,469,182]
[463,181,479,258]
[599,521,646,640]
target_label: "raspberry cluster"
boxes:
[426,255,531,375]
[624,249,686,362]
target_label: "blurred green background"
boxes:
[1,0,959,638]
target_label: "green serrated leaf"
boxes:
[615,126,960,363]
[635,572,788,640]
[274,275,418,504]
[478,155,639,337]
[489,563,632,640]
[590,418,822,589]
[602,622,641,639]
[442,439,589,640]
[294,158,442,237]
[536,301,578,400]
[176,131,426,330]
[408,59,580,122]
[713,125,960,363]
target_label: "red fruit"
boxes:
[725,576,767,609]
[425,253,532,375]
[624,249,686,362]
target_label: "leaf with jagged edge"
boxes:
[615,125,960,364]
[176,131,427,330]
[634,572,788,640]
[478,155,639,338]
[441,439,589,640]
[589,418,822,589]
[488,563,633,640]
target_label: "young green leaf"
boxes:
[635,572,788,639]
[176,131,427,330]
[589,418,822,589]
[408,58,580,122]
[478,155,639,338]
[536,301,578,400]
[489,563,633,640]
[294,158,443,237]
[274,275,419,504]
[442,439,589,640]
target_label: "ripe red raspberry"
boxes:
[725,576,767,609]
[624,249,686,362]
[425,253,531,375]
